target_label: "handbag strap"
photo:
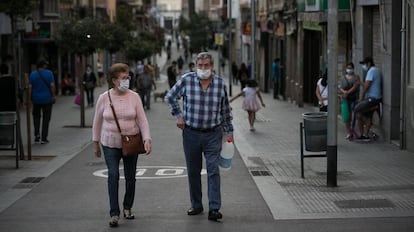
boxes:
[38,70,53,96]
[108,91,122,134]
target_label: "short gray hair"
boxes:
[196,52,214,65]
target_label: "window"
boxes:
[43,0,60,16]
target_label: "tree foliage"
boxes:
[116,3,135,31]
[0,0,34,18]
[179,12,212,52]
[124,31,155,62]
[101,22,131,54]
[55,18,130,56]
[55,17,103,55]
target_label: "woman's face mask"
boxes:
[118,79,130,92]
[197,69,211,80]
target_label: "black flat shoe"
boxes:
[187,207,204,215]
[123,209,135,219]
[109,216,119,227]
[208,210,223,221]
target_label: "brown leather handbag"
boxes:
[108,91,146,156]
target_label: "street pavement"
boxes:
[0,41,414,231]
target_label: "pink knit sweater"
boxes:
[92,89,151,148]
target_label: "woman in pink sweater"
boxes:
[92,63,152,227]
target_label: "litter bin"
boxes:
[0,111,16,146]
[302,112,327,152]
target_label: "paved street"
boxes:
[0,41,414,231]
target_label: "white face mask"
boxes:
[197,69,211,79]
[118,79,130,92]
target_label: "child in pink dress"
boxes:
[230,79,265,131]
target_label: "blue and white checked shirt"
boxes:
[165,72,234,134]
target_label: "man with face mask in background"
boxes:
[165,52,234,222]
[354,56,382,141]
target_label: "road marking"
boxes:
[93,166,207,180]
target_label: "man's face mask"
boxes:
[362,65,368,72]
[197,69,211,79]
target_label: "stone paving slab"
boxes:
[230,87,414,220]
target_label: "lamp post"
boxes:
[228,0,233,96]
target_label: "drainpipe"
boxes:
[400,0,407,149]
[250,0,255,80]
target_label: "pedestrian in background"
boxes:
[28,60,56,144]
[83,64,97,107]
[137,64,156,110]
[61,73,75,96]
[316,69,328,112]
[272,58,281,99]
[339,62,360,140]
[167,61,178,89]
[177,55,184,73]
[238,62,249,91]
[183,62,195,74]
[97,59,104,87]
[165,52,234,222]
[230,79,265,132]
[92,63,152,228]
[231,61,239,85]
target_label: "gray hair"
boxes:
[196,52,214,65]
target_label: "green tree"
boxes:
[0,0,33,18]
[179,12,212,52]
[101,22,131,55]
[116,2,135,31]
[124,32,155,62]
[55,17,105,56]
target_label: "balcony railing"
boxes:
[298,0,350,12]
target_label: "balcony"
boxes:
[298,0,350,12]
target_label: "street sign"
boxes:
[215,33,224,46]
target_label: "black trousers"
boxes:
[32,103,53,141]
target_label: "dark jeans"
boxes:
[182,126,222,211]
[102,145,138,217]
[139,88,152,109]
[32,103,52,141]
[85,88,95,106]
[354,98,382,118]
[168,80,176,89]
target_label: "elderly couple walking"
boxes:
[92,52,234,227]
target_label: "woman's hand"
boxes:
[93,141,101,158]
[144,139,152,155]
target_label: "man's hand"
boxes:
[226,135,234,143]
[176,117,185,129]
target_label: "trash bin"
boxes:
[0,111,16,145]
[302,112,327,152]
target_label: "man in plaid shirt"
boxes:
[165,52,234,221]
